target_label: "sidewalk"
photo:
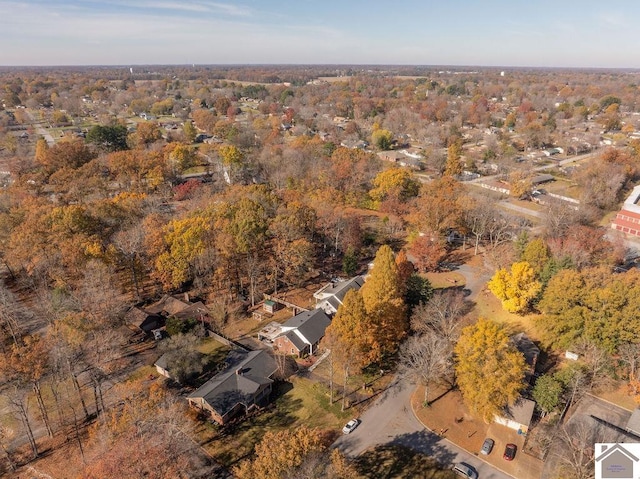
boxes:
[411,386,544,479]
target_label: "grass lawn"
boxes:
[196,337,231,356]
[196,374,353,467]
[424,271,466,289]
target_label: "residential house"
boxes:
[494,398,535,434]
[612,185,640,237]
[124,306,165,334]
[511,332,539,384]
[313,276,365,316]
[186,350,277,425]
[272,309,331,357]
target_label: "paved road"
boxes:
[333,376,512,479]
[25,109,56,146]
[333,260,511,478]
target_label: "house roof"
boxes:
[146,295,191,315]
[187,350,277,418]
[314,276,365,302]
[171,301,210,322]
[124,306,163,331]
[283,331,307,351]
[280,309,331,346]
[511,332,539,369]
[501,398,535,427]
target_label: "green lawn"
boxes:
[196,375,353,466]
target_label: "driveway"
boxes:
[333,376,513,479]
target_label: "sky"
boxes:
[1,0,639,68]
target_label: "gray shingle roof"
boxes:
[327,276,365,303]
[281,309,331,346]
[187,350,277,418]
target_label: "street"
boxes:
[333,376,513,479]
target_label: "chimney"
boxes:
[236,368,243,376]
[184,292,190,303]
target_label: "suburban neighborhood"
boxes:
[2,57,640,479]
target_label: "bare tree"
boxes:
[410,289,468,342]
[6,386,38,459]
[553,416,614,479]
[619,343,640,379]
[398,332,452,405]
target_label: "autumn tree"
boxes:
[408,233,447,273]
[443,139,463,177]
[488,261,541,314]
[233,426,329,479]
[360,245,408,361]
[410,176,469,235]
[1,335,54,437]
[371,128,393,150]
[538,267,640,352]
[154,213,210,289]
[368,167,419,210]
[132,121,162,148]
[324,289,370,409]
[454,318,527,422]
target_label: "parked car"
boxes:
[342,418,360,434]
[480,437,494,455]
[503,443,517,461]
[452,462,478,478]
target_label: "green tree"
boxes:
[532,374,564,414]
[454,318,527,422]
[488,261,542,314]
[360,245,408,362]
[521,238,550,276]
[86,124,129,152]
[183,120,197,143]
[342,247,358,276]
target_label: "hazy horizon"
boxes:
[2,0,640,69]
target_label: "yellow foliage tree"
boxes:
[488,261,541,313]
[233,426,326,479]
[454,318,527,422]
[360,245,408,361]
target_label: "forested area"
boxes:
[1,65,640,477]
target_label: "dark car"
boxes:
[481,437,494,455]
[503,443,517,461]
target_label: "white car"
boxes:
[342,419,360,434]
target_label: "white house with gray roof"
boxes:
[272,309,331,357]
[313,276,365,316]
